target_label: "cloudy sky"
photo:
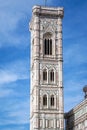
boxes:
[0,0,87,130]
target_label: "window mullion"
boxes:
[48,39,49,55]
[50,39,52,55]
[44,39,46,55]
[49,39,50,55]
[46,39,47,55]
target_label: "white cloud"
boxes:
[0,11,21,33]
[0,99,29,125]
[0,70,18,84]
[0,59,29,84]
[8,101,29,124]
[0,10,29,47]
[0,88,15,98]
[0,0,32,48]
[0,127,27,130]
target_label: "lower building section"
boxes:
[30,113,64,130]
[65,99,87,130]
[40,114,64,129]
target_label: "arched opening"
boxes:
[51,95,54,106]
[43,95,47,106]
[44,33,52,55]
[50,69,54,82]
[43,69,47,81]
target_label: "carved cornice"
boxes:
[32,5,64,18]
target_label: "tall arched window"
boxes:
[44,39,52,55]
[43,95,47,106]
[43,69,47,81]
[50,69,54,82]
[50,95,54,106]
[43,32,52,56]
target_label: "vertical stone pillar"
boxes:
[58,17,63,88]
[34,15,40,58]
[59,119,64,130]
[33,14,40,85]
[58,17,64,129]
[31,14,40,127]
[43,117,45,129]
[54,118,56,128]
[34,60,39,85]
[58,17,64,110]
[33,14,40,112]
[47,95,49,109]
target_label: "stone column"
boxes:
[34,14,40,109]
[58,17,64,111]
[33,14,40,125]
[54,118,56,128]
[33,15,40,85]
[43,114,45,128]
[34,15,40,58]
[58,17,64,130]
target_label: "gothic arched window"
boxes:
[44,39,52,55]
[43,32,52,56]
[43,69,47,81]
[50,69,54,82]
[43,95,47,106]
[50,95,54,106]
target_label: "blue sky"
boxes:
[0,0,87,130]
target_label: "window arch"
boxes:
[44,39,52,55]
[50,95,54,106]
[50,69,54,82]
[43,95,47,106]
[44,33,52,55]
[43,69,47,81]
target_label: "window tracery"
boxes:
[44,39,52,55]
[43,33,52,56]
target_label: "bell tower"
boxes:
[30,5,64,130]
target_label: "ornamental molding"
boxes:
[40,90,58,96]
[40,19,58,33]
[40,64,57,70]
